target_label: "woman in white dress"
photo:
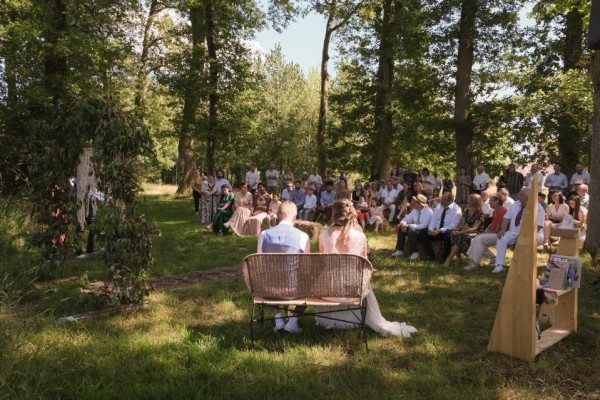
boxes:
[315,199,417,337]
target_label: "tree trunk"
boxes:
[317,10,335,177]
[135,0,160,111]
[454,0,477,176]
[558,7,584,177]
[585,50,600,254]
[42,0,68,106]
[176,5,205,193]
[370,0,399,181]
[204,0,218,175]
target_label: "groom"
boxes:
[256,200,310,333]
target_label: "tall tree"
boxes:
[586,50,600,254]
[454,0,478,174]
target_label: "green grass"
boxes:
[1,189,600,399]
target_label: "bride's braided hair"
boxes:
[332,198,357,244]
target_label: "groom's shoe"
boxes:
[273,313,286,332]
[283,317,302,334]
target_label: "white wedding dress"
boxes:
[314,229,417,337]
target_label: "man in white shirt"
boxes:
[379,181,399,223]
[391,194,433,259]
[418,192,462,261]
[497,188,514,211]
[245,165,260,196]
[544,163,569,197]
[492,187,545,273]
[472,164,491,194]
[577,184,590,208]
[281,181,294,201]
[525,163,544,191]
[308,169,322,188]
[214,169,231,193]
[570,162,590,192]
[265,162,279,193]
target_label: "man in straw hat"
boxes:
[391,194,433,259]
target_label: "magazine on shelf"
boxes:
[541,255,582,290]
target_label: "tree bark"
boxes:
[370,0,399,181]
[585,50,600,254]
[135,0,161,111]
[454,0,477,176]
[42,0,68,106]
[317,9,335,177]
[176,5,205,193]
[204,0,218,175]
[558,7,584,177]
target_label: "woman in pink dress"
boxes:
[226,184,253,236]
[247,183,270,236]
[315,199,417,337]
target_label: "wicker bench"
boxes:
[241,253,375,350]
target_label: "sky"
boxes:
[255,11,338,76]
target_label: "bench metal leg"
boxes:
[361,300,369,353]
[250,303,256,344]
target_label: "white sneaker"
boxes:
[77,253,89,259]
[223,221,230,228]
[391,250,403,257]
[283,317,302,334]
[492,265,505,274]
[464,263,478,271]
[409,252,420,261]
[273,313,286,332]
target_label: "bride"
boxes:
[315,199,417,337]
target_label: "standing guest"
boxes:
[245,165,260,196]
[433,172,443,193]
[300,172,310,189]
[403,165,418,185]
[443,194,485,267]
[256,201,310,333]
[208,185,235,234]
[455,166,471,208]
[290,180,306,210]
[464,194,507,270]
[421,168,435,196]
[544,163,569,197]
[224,184,253,236]
[391,194,433,258]
[281,181,294,201]
[309,168,323,188]
[281,166,294,185]
[525,163,544,192]
[472,164,491,194]
[299,187,317,220]
[266,193,281,227]
[265,162,280,193]
[577,184,589,208]
[191,169,204,214]
[570,162,590,192]
[315,199,417,337]
[420,192,462,261]
[314,181,336,223]
[334,170,348,186]
[379,181,399,223]
[199,175,218,224]
[499,163,525,200]
[323,169,334,183]
[442,171,454,193]
[492,187,545,273]
[542,191,569,249]
[335,179,352,200]
[214,169,231,193]
[247,183,270,236]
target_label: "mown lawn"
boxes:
[1,188,599,399]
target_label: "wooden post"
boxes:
[488,177,538,361]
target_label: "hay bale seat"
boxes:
[241,253,375,350]
[293,220,323,239]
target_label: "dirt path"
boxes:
[149,267,241,291]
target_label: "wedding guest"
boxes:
[214,169,231,193]
[309,168,322,188]
[265,162,279,193]
[464,194,507,270]
[391,194,433,259]
[224,184,253,236]
[199,175,218,224]
[191,169,203,213]
[299,187,317,220]
[455,166,471,208]
[266,193,281,227]
[577,184,589,208]
[544,163,569,197]
[472,164,491,194]
[208,185,235,235]
[570,162,590,192]
[443,194,485,267]
[525,163,544,192]
[314,181,336,223]
[442,171,454,193]
[247,183,270,236]
[245,165,260,196]
[542,191,569,249]
[419,192,462,261]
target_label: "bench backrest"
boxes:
[241,253,374,299]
